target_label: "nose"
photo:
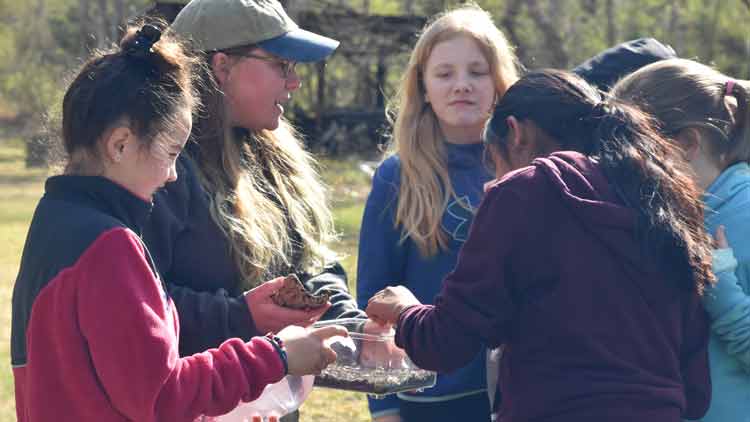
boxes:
[454,72,472,93]
[285,70,302,91]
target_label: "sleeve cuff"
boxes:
[712,248,738,274]
[371,408,400,419]
[232,293,260,340]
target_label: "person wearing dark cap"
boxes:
[572,37,677,91]
[140,0,366,409]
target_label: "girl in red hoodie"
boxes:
[10,23,345,422]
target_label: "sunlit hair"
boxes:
[612,58,750,170]
[385,2,521,256]
[62,21,198,174]
[189,49,338,289]
[484,69,714,294]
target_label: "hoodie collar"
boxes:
[533,151,636,230]
[44,175,153,235]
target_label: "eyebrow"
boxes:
[432,60,488,68]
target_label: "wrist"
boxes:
[264,332,288,375]
[397,303,418,320]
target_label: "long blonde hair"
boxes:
[386,3,520,257]
[612,58,750,170]
[191,51,338,289]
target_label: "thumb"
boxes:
[715,225,729,249]
[311,325,348,340]
[248,276,285,296]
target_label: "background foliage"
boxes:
[1,1,750,420]
[2,0,750,152]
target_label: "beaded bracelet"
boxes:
[264,333,288,375]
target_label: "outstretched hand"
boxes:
[278,324,348,375]
[245,277,331,334]
[365,286,421,326]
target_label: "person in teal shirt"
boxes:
[614,58,750,422]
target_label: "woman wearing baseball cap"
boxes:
[142,0,365,391]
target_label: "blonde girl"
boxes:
[356,4,520,422]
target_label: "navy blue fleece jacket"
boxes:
[357,142,491,417]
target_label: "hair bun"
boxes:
[125,24,162,60]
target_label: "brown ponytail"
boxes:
[612,58,750,170]
[62,21,198,168]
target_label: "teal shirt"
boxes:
[699,162,750,422]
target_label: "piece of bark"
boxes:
[271,274,332,310]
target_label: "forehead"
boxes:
[426,35,488,68]
[153,107,192,147]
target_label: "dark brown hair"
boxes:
[612,58,750,170]
[484,69,714,293]
[61,22,197,165]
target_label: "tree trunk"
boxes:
[526,0,568,67]
[113,0,126,40]
[376,52,386,109]
[501,0,526,64]
[403,0,415,14]
[79,0,95,52]
[316,61,327,131]
[667,0,684,54]
[704,0,724,62]
[96,0,111,46]
[606,0,617,46]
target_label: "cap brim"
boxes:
[258,28,339,63]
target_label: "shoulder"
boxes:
[374,155,402,184]
[484,165,547,200]
[34,196,125,252]
[367,155,402,197]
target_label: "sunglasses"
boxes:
[239,53,298,80]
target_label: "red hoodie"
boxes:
[394,151,711,422]
[11,176,285,422]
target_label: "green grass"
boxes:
[0,138,47,421]
[0,140,375,421]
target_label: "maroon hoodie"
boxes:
[395,151,711,422]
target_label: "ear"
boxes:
[679,128,701,162]
[211,52,233,86]
[102,126,134,164]
[505,116,528,151]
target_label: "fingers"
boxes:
[715,225,729,249]
[311,325,348,340]
[323,345,337,364]
[302,303,331,326]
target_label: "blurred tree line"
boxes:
[2,0,750,158]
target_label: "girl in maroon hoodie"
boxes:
[366,70,713,422]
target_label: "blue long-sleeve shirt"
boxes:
[357,142,491,418]
[698,162,750,422]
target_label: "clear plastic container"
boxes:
[312,318,437,396]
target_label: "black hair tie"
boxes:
[126,24,162,60]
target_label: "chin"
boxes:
[266,119,281,131]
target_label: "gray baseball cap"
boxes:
[171,0,339,62]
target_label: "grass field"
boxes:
[0,138,376,421]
